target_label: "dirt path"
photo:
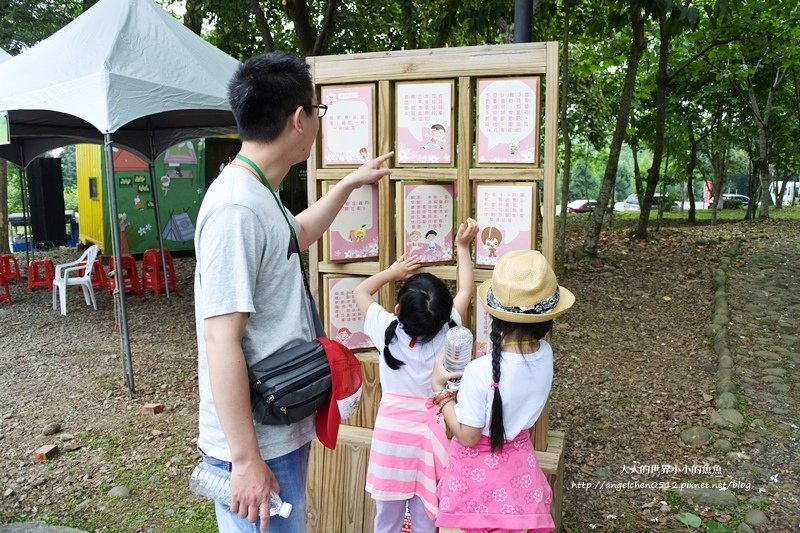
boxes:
[0,219,797,532]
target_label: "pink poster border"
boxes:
[394,80,455,167]
[320,84,376,167]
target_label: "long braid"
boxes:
[489,318,506,451]
[383,320,405,369]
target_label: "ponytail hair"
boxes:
[488,318,506,451]
[487,317,554,451]
[382,273,453,372]
[383,320,405,369]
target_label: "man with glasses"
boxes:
[194,51,393,532]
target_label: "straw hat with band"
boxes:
[478,250,575,323]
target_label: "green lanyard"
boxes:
[233,153,311,294]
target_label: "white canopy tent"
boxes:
[0,0,241,391]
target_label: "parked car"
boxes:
[567,199,596,213]
[617,193,678,212]
[721,193,750,207]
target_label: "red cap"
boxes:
[315,337,363,449]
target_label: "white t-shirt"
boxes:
[194,165,316,462]
[363,302,461,397]
[455,340,553,439]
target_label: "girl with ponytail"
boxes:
[354,218,478,533]
[431,250,575,533]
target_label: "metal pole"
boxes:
[147,129,170,298]
[514,0,533,43]
[104,134,135,392]
[17,145,30,265]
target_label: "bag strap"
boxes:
[235,153,325,338]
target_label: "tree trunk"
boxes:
[630,131,643,201]
[183,0,204,35]
[556,0,572,264]
[686,127,697,223]
[250,0,276,52]
[283,0,317,57]
[774,172,791,209]
[583,1,645,256]
[0,160,9,254]
[710,150,727,225]
[633,12,671,240]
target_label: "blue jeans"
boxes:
[201,443,310,533]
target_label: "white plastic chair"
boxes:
[52,245,99,316]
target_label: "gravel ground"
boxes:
[0,217,798,532]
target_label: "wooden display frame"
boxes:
[320,84,377,167]
[395,181,455,265]
[322,274,376,351]
[394,80,456,167]
[321,181,380,263]
[306,43,561,532]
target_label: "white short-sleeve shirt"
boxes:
[454,340,553,438]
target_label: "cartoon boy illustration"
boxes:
[425,229,438,252]
[422,124,446,150]
[481,226,503,258]
[509,137,519,155]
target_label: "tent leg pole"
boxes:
[104,134,135,393]
[147,135,170,298]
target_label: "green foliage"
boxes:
[0,0,83,52]
[705,521,733,533]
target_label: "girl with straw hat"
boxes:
[431,250,575,533]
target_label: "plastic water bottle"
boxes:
[443,326,473,391]
[188,462,292,518]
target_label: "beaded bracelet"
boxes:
[432,390,456,407]
[437,397,456,414]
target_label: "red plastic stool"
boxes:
[106,254,141,295]
[78,259,108,290]
[0,254,21,282]
[28,259,55,292]
[0,274,12,304]
[141,249,177,296]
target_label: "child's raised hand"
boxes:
[431,352,463,392]
[387,253,421,281]
[455,218,478,248]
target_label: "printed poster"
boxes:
[474,284,492,358]
[327,183,379,261]
[400,183,454,263]
[395,81,454,165]
[0,111,9,145]
[477,77,539,164]
[475,183,535,266]
[321,85,375,166]
[325,276,375,350]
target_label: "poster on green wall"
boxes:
[0,111,10,145]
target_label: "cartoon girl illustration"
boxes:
[349,224,367,244]
[481,226,503,258]
[359,147,368,160]
[509,137,520,155]
[336,327,353,343]
[407,229,423,253]
[425,229,438,251]
[422,124,446,150]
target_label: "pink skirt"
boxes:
[436,431,555,532]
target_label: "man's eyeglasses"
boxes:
[308,104,328,118]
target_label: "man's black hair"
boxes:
[228,52,314,142]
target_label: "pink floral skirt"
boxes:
[436,431,554,533]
